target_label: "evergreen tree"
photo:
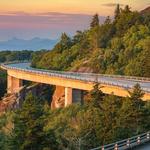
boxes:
[104,16,111,24]
[118,84,145,137]
[129,83,144,107]
[54,32,72,52]
[90,14,99,28]
[100,95,120,143]
[124,5,131,13]
[114,4,120,19]
[9,93,58,150]
[89,83,104,108]
[140,38,150,77]
[117,97,138,138]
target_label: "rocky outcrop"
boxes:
[0,93,19,114]
[70,60,94,73]
[73,66,93,73]
[51,86,65,109]
[141,6,150,14]
[0,83,53,114]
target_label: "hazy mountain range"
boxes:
[0,37,57,51]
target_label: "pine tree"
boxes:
[104,16,111,24]
[118,84,145,136]
[124,5,131,13]
[9,93,58,150]
[89,83,104,108]
[90,14,99,28]
[114,4,120,19]
[129,83,144,108]
[115,84,145,139]
[55,32,72,52]
[100,95,120,143]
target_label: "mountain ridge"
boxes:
[0,37,57,51]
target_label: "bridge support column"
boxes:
[65,87,73,107]
[7,75,23,94]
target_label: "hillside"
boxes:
[32,6,150,77]
[141,6,150,14]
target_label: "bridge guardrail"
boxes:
[1,62,150,93]
[90,131,150,150]
[1,61,150,82]
[28,67,150,82]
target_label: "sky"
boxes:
[0,0,149,41]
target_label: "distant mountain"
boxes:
[140,6,150,14]
[0,37,57,51]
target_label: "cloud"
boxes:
[0,11,106,28]
[0,11,106,40]
[102,3,124,7]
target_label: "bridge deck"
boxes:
[134,142,150,150]
[3,62,150,93]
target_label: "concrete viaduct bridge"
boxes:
[1,62,150,106]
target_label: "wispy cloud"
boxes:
[0,11,93,25]
[102,3,124,7]
[0,11,106,40]
[0,11,106,29]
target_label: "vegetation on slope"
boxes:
[0,84,150,149]
[0,50,33,63]
[0,50,34,99]
[0,70,6,99]
[32,5,150,77]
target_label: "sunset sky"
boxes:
[0,0,149,41]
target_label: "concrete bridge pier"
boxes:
[65,87,73,107]
[7,75,23,94]
[65,87,84,107]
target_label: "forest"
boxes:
[0,5,150,150]
[0,50,34,99]
[32,5,150,77]
[0,83,150,149]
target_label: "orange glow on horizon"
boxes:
[0,0,148,16]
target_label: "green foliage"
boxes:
[0,50,34,99]
[114,4,120,19]
[89,83,104,108]
[129,83,144,106]
[100,95,121,143]
[0,84,149,149]
[32,5,150,77]
[90,14,99,28]
[0,112,14,150]
[44,84,150,149]
[0,50,33,63]
[0,69,7,99]
[54,33,72,53]
[9,93,58,150]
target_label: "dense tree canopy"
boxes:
[0,83,149,149]
[0,69,6,100]
[32,5,150,77]
[0,50,33,63]
[0,50,34,100]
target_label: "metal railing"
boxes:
[1,62,150,93]
[90,131,150,150]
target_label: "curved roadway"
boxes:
[2,62,150,93]
[134,143,150,150]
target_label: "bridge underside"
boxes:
[7,74,84,107]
